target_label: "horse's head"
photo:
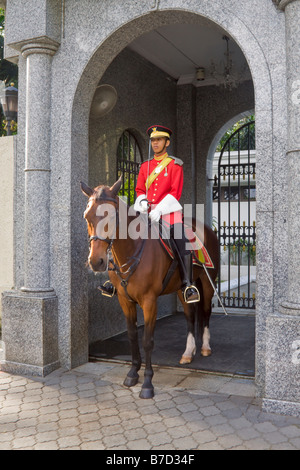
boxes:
[81,178,122,272]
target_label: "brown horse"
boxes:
[81,178,219,399]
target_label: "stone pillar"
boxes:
[263,0,300,416]
[21,38,59,293]
[1,37,60,377]
[279,0,300,313]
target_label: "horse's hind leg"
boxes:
[197,276,213,357]
[178,290,197,365]
[122,302,142,388]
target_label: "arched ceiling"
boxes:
[128,22,251,88]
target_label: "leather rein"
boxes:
[89,196,146,302]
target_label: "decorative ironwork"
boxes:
[216,121,256,310]
[116,130,143,206]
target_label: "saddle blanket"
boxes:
[159,225,215,269]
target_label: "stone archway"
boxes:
[67,6,276,395]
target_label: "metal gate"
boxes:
[116,130,143,206]
[214,121,256,310]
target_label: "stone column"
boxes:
[278,0,300,314]
[262,0,300,417]
[20,38,59,293]
[1,37,60,377]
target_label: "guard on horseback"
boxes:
[99,124,200,303]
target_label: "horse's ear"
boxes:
[110,175,123,197]
[80,181,94,197]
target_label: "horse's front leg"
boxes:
[140,297,157,399]
[119,299,142,388]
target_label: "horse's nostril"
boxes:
[89,257,105,272]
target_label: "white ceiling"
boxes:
[128,23,251,88]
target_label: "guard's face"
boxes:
[151,137,170,156]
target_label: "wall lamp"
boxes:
[0,83,18,136]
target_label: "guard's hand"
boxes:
[134,198,149,213]
[149,208,161,223]
[139,199,149,212]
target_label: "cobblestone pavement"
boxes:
[0,361,299,450]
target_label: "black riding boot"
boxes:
[98,281,116,297]
[181,253,200,303]
[170,226,200,304]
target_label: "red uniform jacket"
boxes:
[135,154,184,224]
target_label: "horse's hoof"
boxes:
[179,355,193,364]
[180,346,196,364]
[201,348,212,357]
[139,387,154,399]
[123,375,139,387]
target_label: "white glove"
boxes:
[134,195,149,213]
[152,194,182,215]
[149,208,161,223]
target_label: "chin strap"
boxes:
[145,139,152,203]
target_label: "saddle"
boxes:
[157,223,215,269]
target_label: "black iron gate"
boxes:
[116,130,143,206]
[214,121,256,310]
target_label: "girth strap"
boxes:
[160,258,178,295]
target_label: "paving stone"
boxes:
[245,437,270,450]
[171,435,198,450]
[34,441,60,450]
[12,436,36,449]
[193,429,216,444]
[0,362,299,450]
[80,441,105,450]
[102,433,127,448]
[281,425,300,438]
[126,439,153,450]
[264,431,288,445]
[217,433,244,449]
[147,431,173,447]
[57,436,82,449]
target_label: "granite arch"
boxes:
[65,4,276,395]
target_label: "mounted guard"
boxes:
[81,181,219,398]
[99,124,200,303]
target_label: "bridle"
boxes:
[87,194,146,302]
[88,196,119,248]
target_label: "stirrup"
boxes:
[183,285,200,304]
[98,281,116,298]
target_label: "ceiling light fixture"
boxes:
[208,35,244,91]
[196,67,205,81]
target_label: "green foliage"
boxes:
[216,115,255,152]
